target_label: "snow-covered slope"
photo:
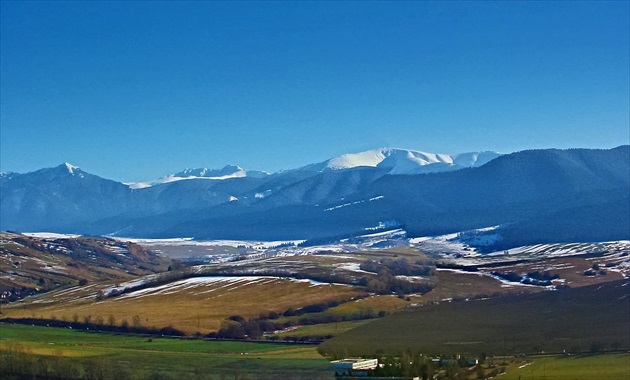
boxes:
[125,148,501,189]
[299,148,501,175]
[127,165,270,189]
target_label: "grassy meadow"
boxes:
[499,354,630,380]
[319,280,630,357]
[274,319,374,339]
[0,323,332,379]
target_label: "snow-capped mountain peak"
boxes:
[63,162,81,175]
[326,148,391,170]
[175,165,244,178]
[301,148,501,175]
[126,165,269,189]
[42,163,86,178]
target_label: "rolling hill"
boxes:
[0,232,170,303]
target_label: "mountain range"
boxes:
[1,146,628,250]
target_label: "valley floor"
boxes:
[2,324,628,380]
[0,323,333,379]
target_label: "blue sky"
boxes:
[1,1,628,182]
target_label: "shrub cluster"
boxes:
[0,286,39,303]
[358,271,433,295]
[280,299,344,317]
[360,258,435,276]
[369,353,435,379]
[583,269,607,277]
[491,270,560,286]
[527,271,560,281]
[356,258,435,295]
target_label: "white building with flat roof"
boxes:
[331,358,378,376]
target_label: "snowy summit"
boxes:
[125,148,501,188]
[300,148,501,175]
[127,165,270,189]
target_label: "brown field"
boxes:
[2,276,363,334]
[327,294,409,315]
[408,269,542,304]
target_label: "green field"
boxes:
[275,320,374,338]
[0,324,332,379]
[500,354,630,380]
[319,280,630,357]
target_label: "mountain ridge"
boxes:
[119,147,501,188]
[296,147,501,174]
[1,146,628,250]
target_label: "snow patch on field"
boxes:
[113,237,304,250]
[360,228,405,239]
[335,262,373,274]
[113,276,336,300]
[22,232,81,239]
[436,268,552,288]
[112,237,195,244]
[411,227,630,263]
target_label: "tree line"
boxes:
[209,299,387,341]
